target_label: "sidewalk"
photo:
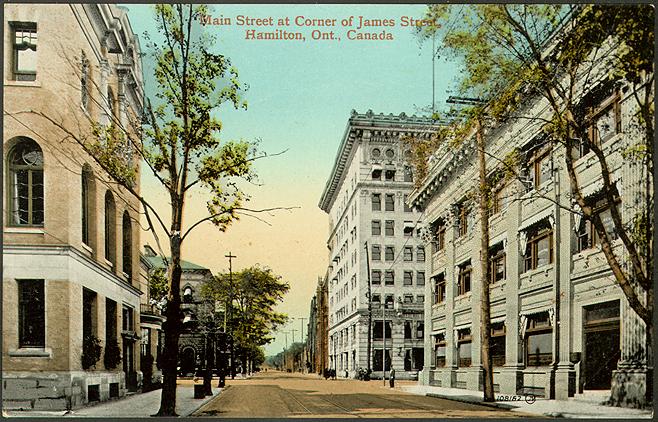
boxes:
[401,384,653,419]
[4,385,221,418]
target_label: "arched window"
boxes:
[122,211,132,281]
[81,51,90,111]
[81,166,92,245]
[8,138,44,226]
[104,191,116,265]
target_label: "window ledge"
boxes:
[9,347,52,358]
[4,80,42,88]
[4,226,45,234]
[520,265,554,281]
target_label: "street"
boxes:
[193,371,531,418]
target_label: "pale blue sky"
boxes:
[124,4,458,355]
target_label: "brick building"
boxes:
[3,4,144,409]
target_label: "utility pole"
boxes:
[364,242,372,377]
[225,252,236,379]
[296,317,307,373]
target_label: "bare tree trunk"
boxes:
[477,118,494,402]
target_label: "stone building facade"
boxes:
[3,4,144,410]
[409,46,652,405]
[319,111,439,379]
[138,252,164,388]
[141,245,214,376]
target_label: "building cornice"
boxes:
[4,244,144,297]
[318,110,439,213]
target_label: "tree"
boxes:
[202,265,289,376]
[6,4,290,415]
[416,4,653,405]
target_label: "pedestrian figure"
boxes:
[389,368,395,388]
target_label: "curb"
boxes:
[187,385,228,417]
[425,392,516,411]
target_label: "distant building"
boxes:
[3,4,144,409]
[307,275,330,374]
[142,245,214,376]
[138,253,165,388]
[319,110,439,379]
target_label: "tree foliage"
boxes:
[415,4,653,405]
[202,265,289,361]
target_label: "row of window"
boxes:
[371,220,417,237]
[7,138,134,280]
[372,193,414,213]
[372,293,424,305]
[371,270,425,287]
[18,279,134,349]
[434,316,550,369]
[371,166,413,183]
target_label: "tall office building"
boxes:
[319,110,439,379]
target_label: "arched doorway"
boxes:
[180,347,196,376]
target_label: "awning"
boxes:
[489,232,507,249]
[518,207,554,233]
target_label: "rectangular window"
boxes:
[106,298,117,345]
[435,334,446,368]
[371,220,381,236]
[371,270,381,285]
[404,320,412,339]
[385,220,395,236]
[417,294,424,304]
[373,349,391,371]
[12,22,38,81]
[403,246,413,261]
[416,271,425,286]
[385,169,396,181]
[371,194,381,211]
[384,270,395,286]
[457,328,472,367]
[417,246,425,262]
[416,322,424,339]
[403,222,414,237]
[83,288,97,339]
[403,194,413,212]
[489,244,506,284]
[384,246,395,261]
[457,262,472,296]
[122,305,134,331]
[492,184,507,214]
[371,245,381,261]
[385,194,395,211]
[433,273,446,304]
[435,221,446,251]
[403,294,413,304]
[18,279,45,347]
[491,322,506,367]
[584,85,622,152]
[371,293,381,304]
[373,320,392,340]
[458,205,470,237]
[532,149,552,189]
[525,313,552,367]
[404,166,413,182]
[403,271,413,286]
[523,225,554,272]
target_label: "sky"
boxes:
[124,4,458,355]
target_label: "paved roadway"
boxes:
[193,371,532,418]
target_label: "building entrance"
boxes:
[583,300,620,390]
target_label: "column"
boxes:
[500,182,523,395]
[554,154,576,400]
